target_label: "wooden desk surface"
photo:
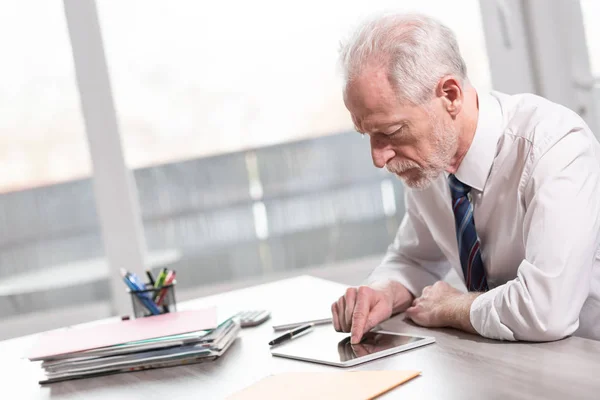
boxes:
[3,275,600,399]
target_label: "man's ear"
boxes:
[435,76,463,118]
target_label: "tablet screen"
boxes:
[337,331,425,362]
[271,325,433,367]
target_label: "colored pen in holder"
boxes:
[128,282,177,318]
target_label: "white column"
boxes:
[479,0,599,135]
[522,0,599,135]
[63,0,148,315]
[478,0,537,94]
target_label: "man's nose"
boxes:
[371,138,395,169]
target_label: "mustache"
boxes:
[385,159,421,175]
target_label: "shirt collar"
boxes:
[454,90,503,192]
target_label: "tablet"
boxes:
[270,326,435,367]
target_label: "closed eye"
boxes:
[388,125,405,137]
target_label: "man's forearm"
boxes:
[369,280,415,315]
[442,292,481,334]
[367,279,481,336]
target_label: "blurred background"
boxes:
[0,0,598,339]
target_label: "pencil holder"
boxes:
[128,282,177,318]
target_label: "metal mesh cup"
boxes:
[128,282,177,318]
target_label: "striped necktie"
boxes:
[448,174,488,292]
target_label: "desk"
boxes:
[3,276,600,399]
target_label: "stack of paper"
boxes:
[27,309,240,384]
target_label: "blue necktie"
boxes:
[448,174,488,292]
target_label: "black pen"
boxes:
[269,323,314,346]
[145,270,156,286]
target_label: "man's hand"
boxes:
[331,281,413,344]
[405,281,479,333]
[332,286,393,344]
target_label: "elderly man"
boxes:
[332,13,600,344]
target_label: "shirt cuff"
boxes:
[470,285,516,341]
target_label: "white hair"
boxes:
[339,13,468,105]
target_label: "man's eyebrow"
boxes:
[359,121,407,135]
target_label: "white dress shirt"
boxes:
[368,91,600,341]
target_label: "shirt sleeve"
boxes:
[470,128,600,341]
[367,188,451,297]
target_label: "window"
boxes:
[97,0,492,168]
[581,0,600,78]
[0,1,107,339]
[95,0,493,290]
[0,1,91,192]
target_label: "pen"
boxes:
[156,270,176,306]
[145,270,156,286]
[268,323,314,346]
[120,268,161,315]
[154,268,168,289]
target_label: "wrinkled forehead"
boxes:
[344,68,395,106]
[344,83,419,134]
[344,77,399,122]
